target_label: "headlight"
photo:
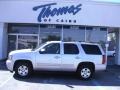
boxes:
[8,55,13,60]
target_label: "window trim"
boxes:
[81,44,102,55]
[63,43,79,55]
[39,43,61,54]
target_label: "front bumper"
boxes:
[6,59,14,72]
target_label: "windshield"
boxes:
[32,43,46,51]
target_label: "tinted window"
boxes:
[63,25,70,29]
[81,44,102,55]
[40,43,60,54]
[64,44,79,54]
[8,24,38,34]
[86,27,93,30]
[100,28,107,31]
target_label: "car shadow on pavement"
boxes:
[13,69,120,86]
[14,71,95,86]
[0,60,8,71]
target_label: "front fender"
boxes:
[12,52,35,68]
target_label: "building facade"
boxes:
[0,0,120,65]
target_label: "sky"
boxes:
[93,0,120,3]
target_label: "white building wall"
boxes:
[0,23,7,60]
[0,0,120,27]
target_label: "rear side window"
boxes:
[81,44,102,55]
[64,44,79,54]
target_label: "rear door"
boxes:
[61,43,80,71]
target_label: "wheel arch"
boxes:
[77,62,95,72]
[13,60,33,71]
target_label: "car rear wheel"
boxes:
[15,62,32,78]
[77,65,94,80]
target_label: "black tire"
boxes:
[77,65,94,80]
[14,62,33,78]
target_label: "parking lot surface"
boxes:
[0,60,120,90]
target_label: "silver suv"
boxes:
[6,41,106,80]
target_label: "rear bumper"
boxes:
[6,59,14,72]
[95,64,106,71]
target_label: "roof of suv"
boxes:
[46,41,100,46]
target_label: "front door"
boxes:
[35,43,61,70]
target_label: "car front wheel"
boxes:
[15,62,32,78]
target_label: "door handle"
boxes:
[54,56,60,59]
[75,56,80,59]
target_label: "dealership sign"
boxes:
[33,3,82,23]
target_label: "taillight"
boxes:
[102,55,106,64]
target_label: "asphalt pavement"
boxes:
[0,60,120,90]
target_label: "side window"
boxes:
[81,44,102,55]
[64,44,79,54]
[40,43,60,54]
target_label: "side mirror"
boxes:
[39,48,45,54]
[41,48,45,52]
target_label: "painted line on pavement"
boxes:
[0,76,13,88]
